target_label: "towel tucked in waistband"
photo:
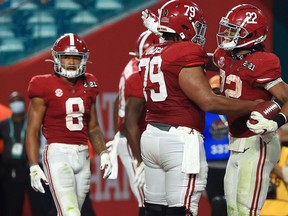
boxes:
[169,126,201,174]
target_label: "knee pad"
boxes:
[144,202,167,216]
[166,206,192,216]
[211,196,227,216]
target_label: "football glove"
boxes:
[135,161,145,188]
[100,151,113,179]
[29,164,49,193]
[141,9,162,36]
[105,140,114,152]
[247,111,278,134]
[106,132,120,179]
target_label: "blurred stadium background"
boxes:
[0,0,156,65]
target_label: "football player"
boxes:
[130,1,261,215]
[25,33,112,216]
[107,30,160,216]
[213,4,288,216]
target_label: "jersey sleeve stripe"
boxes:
[184,61,205,67]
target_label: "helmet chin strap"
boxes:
[221,40,237,50]
[60,68,78,78]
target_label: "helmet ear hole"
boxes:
[182,25,190,31]
[246,33,253,39]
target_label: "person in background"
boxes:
[25,33,112,216]
[125,1,259,215]
[0,102,12,215]
[0,91,35,216]
[107,30,160,216]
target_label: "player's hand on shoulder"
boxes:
[29,164,49,193]
[100,150,113,179]
[141,9,162,36]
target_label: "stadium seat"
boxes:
[12,1,39,23]
[30,24,58,38]
[0,38,25,52]
[0,26,15,38]
[95,0,123,10]
[54,0,82,24]
[54,0,82,10]
[71,10,99,24]
[0,14,15,36]
[69,10,99,33]
[81,0,96,9]
[0,13,13,26]
[27,11,56,24]
[12,1,38,10]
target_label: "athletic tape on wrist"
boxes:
[273,112,287,128]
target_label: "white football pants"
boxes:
[117,135,145,207]
[225,134,280,216]
[141,124,208,215]
[43,143,91,216]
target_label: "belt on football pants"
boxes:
[149,122,178,132]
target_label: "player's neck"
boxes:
[60,76,77,86]
[234,49,250,56]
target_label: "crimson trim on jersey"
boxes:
[184,61,205,67]
[250,138,267,216]
[127,141,145,206]
[184,174,196,213]
[43,145,64,216]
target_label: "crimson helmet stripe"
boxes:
[159,0,177,10]
[226,4,243,18]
